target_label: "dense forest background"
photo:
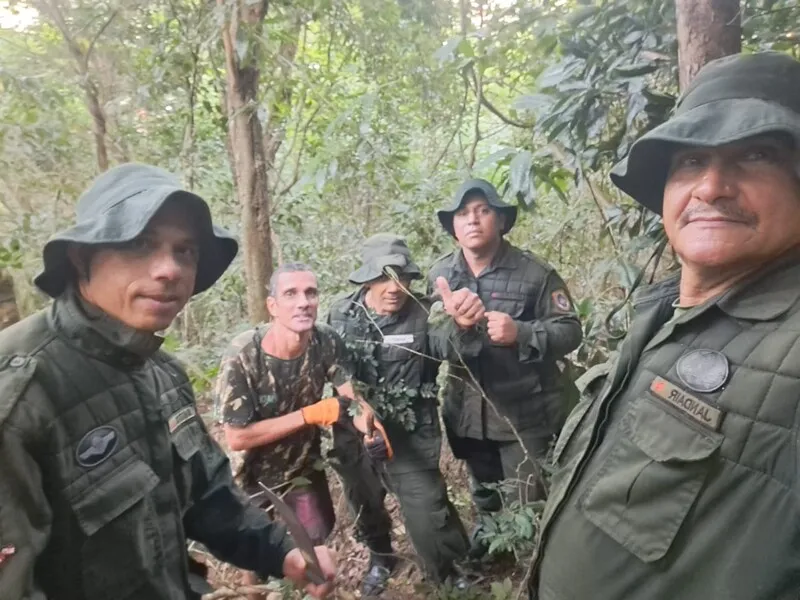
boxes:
[1,0,798,597]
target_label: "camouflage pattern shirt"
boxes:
[214,323,351,494]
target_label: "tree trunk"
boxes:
[219,0,273,324]
[0,272,19,331]
[675,0,742,91]
[33,0,114,172]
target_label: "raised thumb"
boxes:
[435,276,453,302]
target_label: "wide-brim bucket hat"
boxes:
[610,51,800,215]
[34,163,238,297]
[437,178,517,237]
[348,233,422,285]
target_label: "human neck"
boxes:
[262,322,311,359]
[462,238,502,277]
[679,263,761,307]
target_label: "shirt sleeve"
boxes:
[182,418,296,580]
[215,348,260,428]
[515,270,583,363]
[0,374,51,600]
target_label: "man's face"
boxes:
[452,195,505,251]
[267,271,319,333]
[365,274,412,315]
[74,202,199,333]
[663,135,800,273]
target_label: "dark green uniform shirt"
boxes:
[427,241,583,440]
[533,257,800,600]
[0,291,295,600]
[214,324,351,494]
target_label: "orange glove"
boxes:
[301,397,344,426]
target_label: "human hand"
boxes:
[486,311,518,345]
[363,412,394,461]
[436,276,485,328]
[282,546,337,598]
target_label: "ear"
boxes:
[266,296,278,318]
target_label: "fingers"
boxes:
[436,276,453,303]
[304,547,337,598]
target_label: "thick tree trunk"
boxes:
[0,272,19,331]
[220,0,273,324]
[675,0,742,91]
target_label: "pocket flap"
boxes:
[627,399,722,463]
[72,458,159,536]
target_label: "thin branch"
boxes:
[463,64,535,129]
[468,66,482,169]
[85,8,119,60]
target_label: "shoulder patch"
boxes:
[0,355,37,428]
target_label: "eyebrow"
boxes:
[282,286,317,295]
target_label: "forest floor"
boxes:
[192,397,528,599]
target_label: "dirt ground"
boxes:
[193,400,527,599]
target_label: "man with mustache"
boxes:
[325,234,483,595]
[0,164,336,600]
[428,179,583,560]
[530,51,800,600]
[215,263,388,600]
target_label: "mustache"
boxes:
[679,203,757,227]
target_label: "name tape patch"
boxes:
[650,376,722,431]
[383,334,414,345]
[169,406,197,433]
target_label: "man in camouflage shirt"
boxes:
[214,263,389,598]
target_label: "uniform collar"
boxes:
[632,250,800,322]
[452,239,518,276]
[716,252,800,321]
[50,287,164,367]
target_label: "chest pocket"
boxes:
[484,290,529,319]
[578,396,722,563]
[377,331,426,363]
[71,457,163,599]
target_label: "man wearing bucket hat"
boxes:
[0,163,336,600]
[428,178,582,559]
[530,51,800,600]
[325,234,483,595]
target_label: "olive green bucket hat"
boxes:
[34,163,238,298]
[611,51,800,215]
[437,178,517,237]
[348,233,422,285]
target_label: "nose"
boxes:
[692,158,737,205]
[466,210,480,224]
[386,280,403,294]
[150,249,183,282]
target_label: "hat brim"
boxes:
[34,187,238,298]
[610,98,800,215]
[437,206,517,237]
[348,255,422,285]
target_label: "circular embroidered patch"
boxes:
[76,425,119,468]
[551,290,572,312]
[676,349,729,394]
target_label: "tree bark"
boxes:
[34,0,114,172]
[219,0,273,324]
[675,0,742,91]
